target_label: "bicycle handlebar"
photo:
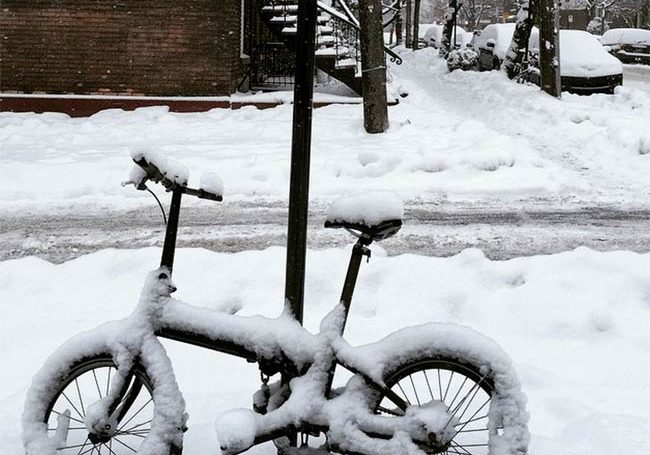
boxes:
[128,156,223,202]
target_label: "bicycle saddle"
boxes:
[324,218,402,241]
[324,193,403,241]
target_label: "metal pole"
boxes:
[284,0,318,324]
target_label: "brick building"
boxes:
[0,0,246,113]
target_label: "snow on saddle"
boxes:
[324,192,403,242]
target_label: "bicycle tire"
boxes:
[371,356,497,455]
[24,352,179,455]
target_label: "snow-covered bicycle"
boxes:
[22,154,529,455]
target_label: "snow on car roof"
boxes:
[600,28,650,46]
[530,29,622,78]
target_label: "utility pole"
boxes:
[284,0,318,324]
[359,0,389,133]
[405,0,412,48]
[538,0,561,97]
[412,0,421,50]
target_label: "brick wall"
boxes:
[0,0,243,96]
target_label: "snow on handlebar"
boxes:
[121,150,223,201]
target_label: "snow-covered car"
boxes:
[472,23,517,71]
[423,25,467,49]
[529,29,623,94]
[599,28,650,65]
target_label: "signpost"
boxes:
[284,0,318,325]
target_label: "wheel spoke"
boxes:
[450,441,473,455]
[423,370,434,401]
[438,369,443,402]
[104,442,118,455]
[446,376,468,411]
[113,436,137,453]
[117,398,153,432]
[457,414,488,426]
[106,368,112,397]
[92,370,103,399]
[453,398,491,436]
[52,409,86,425]
[61,392,84,420]
[396,382,412,406]
[121,419,152,433]
[75,437,90,455]
[443,371,454,402]
[118,430,146,438]
[74,379,86,416]
[409,375,422,406]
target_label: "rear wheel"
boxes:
[374,357,496,455]
[43,354,163,455]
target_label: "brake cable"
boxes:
[144,185,167,225]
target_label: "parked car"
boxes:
[529,29,623,94]
[472,23,517,71]
[423,25,468,49]
[599,28,650,65]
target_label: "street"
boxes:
[5,200,650,262]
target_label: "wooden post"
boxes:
[539,0,561,97]
[359,0,389,133]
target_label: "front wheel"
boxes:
[373,357,496,455]
[24,333,186,455]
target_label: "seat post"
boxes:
[160,187,183,272]
[337,235,372,335]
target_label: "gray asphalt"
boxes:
[4,201,650,263]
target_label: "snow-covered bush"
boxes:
[447,48,479,72]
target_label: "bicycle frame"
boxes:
[148,187,409,444]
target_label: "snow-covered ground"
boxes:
[3,49,650,454]
[2,246,650,454]
[3,49,650,215]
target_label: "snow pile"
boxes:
[130,148,190,186]
[600,28,650,46]
[326,192,403,227]
[7,48,650,213]
[200,172,224,196]
[4,245,650,454]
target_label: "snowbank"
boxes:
[6,49,650,214]
[2,246,650,454]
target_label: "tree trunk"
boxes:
[504,0,536,79]
[412,0,421,50]
[359,0,389,133]
[539,0,561,98]
[405,0,412,49]
[440,0,458,58]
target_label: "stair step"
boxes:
[270,15,297,23]
[335,58,357,69]
[262,5,299,13]
[281,27,297,35]
[318,25,333,35]
[318,35,336,44]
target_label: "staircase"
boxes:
[254,0,402,95]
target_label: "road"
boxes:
[624,64,650,93]
[4,201,650,263]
